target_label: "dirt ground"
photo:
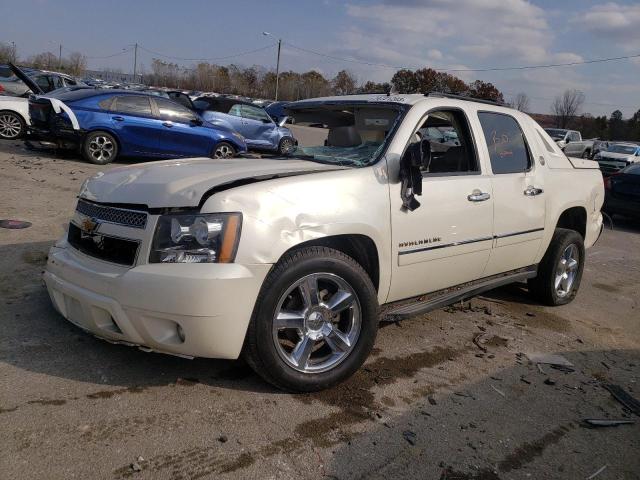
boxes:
[1,141,639,480]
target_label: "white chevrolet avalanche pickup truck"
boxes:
[44,93,604,391]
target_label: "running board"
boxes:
[382,266,537,322]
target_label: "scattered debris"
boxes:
[525,312,536,317]
[402,430,417,445]
[586,464,608,480]
[0,219,32,229]
[549,364,575,373]
[218,435,228,443]
[428,396,437,406]
[526,352,574,368]
[583,419,635,428]
[491,385,506,398]
[130,462,142,472]
[544,378,556,386]
[520,376,531,385]
[604,384,640,416]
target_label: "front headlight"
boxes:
[149,212,242,263]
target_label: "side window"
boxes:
[241,105,271,122]
[64,77,77,86]
[569,132,580,142]
[52,76,64,89]
[155,98,196,123]
[228,104,243,117]
[114,96,153,116]
[35,75,52,92]
[98,96,115,110]
[414,109,478,174]
[478,112,531,174]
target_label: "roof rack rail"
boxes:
[424,91,507,107]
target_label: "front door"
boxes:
[240,104,277,148]
[476,111,546,276]
[153,97,212,157]
[388,107,494,302]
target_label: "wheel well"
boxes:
[556,207,587,238]
[0,109,26,123]
[283,235,380,291]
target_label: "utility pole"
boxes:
[275,38,281,101]
[133,43,138,81]
[262,32,282,101]
[11,41,16,63]
[58,44,62,70]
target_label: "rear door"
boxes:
[109,95,160,154]
[477,111,546,276]
[240,104,277,148]
[153,97,212,157]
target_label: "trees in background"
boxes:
[389,68,503,102]
[551,89,585,128]
[512,92,531,112]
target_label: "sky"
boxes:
[2,0,639,117]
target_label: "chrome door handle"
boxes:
[467,191,491,202]
[524,186,544,196]
[162,122,173,128]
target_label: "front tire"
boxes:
[528,228,585,306]
[212,141,236,159]
[243,246,379,392]
[0,111,26,140]
[277,137,295,156]
[82,131,118,164]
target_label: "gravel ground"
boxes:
[1,141,639,480]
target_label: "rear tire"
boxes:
[82,131,118,164]
[528,228,585,306]
[0,111,26,140]
[243,246,379,392]
[212,142,236,159]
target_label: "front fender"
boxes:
[200,165,393,304]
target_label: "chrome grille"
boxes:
[76,199,147,229]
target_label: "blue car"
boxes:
[193,96,295,155]
[27,88,247,164]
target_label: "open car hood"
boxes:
[79,157,346,208]
[8,62,44,95]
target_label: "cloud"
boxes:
[341,0,563,69]
[571,2,640,47]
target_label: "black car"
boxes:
[603,163,640,220]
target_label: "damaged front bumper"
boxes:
[44,241,271,359]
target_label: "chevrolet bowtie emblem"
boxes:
[81,217,100,235]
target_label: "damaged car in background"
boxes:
[27,87,247,164]
[194,96,296,155]
[44,93,603,392]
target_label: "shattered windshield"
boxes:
[284,103,404,167]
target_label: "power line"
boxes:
[283,42,640,73]
[136,43,276,62]
[85,48,134,59]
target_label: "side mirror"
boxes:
[278,116,289,127]
[190,117,203,126]
[400,139,431,211]
[565,137,571,144]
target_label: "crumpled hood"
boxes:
[79,157,344,208]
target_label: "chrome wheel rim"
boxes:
[0,113,22,139]
[272,273,361,374]
[88,135,115,162]
[555,244,579,297]
[214,144,234,158]
[280,138,294,154]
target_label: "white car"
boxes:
[0,95,30,139]
[43,93,604,391]
[594,142,640,176]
